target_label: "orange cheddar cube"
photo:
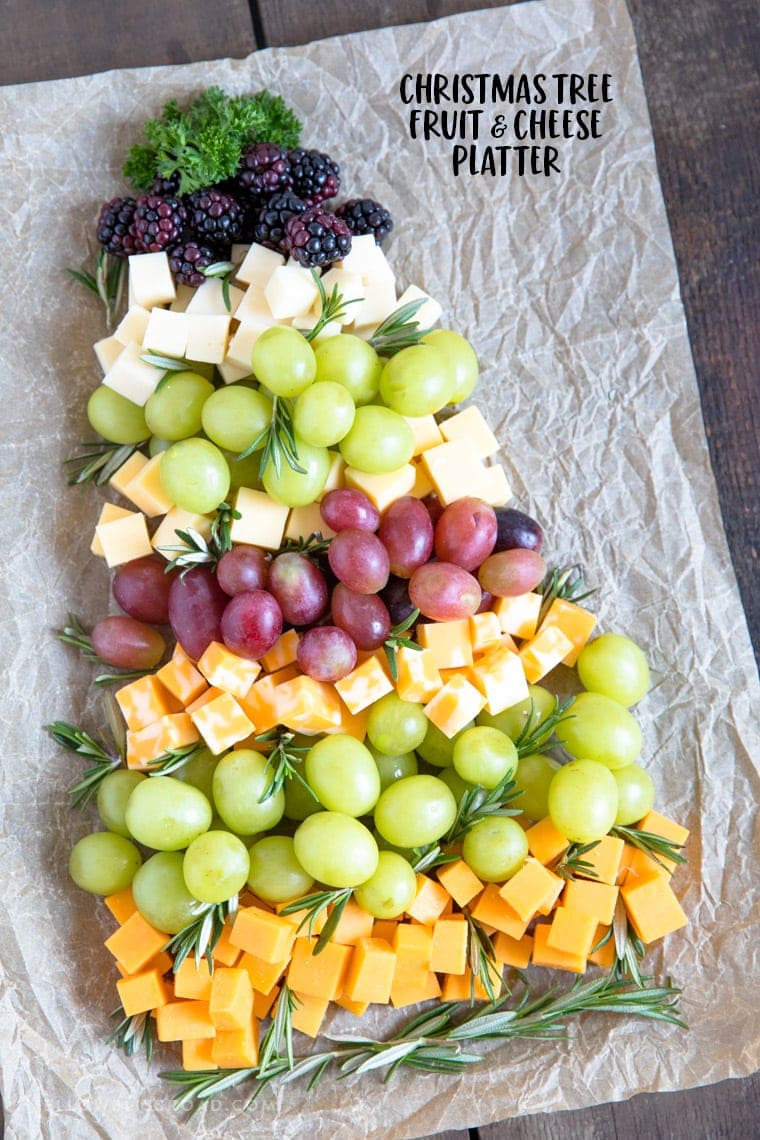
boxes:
[252,983,280,1020]
[498,858,563,923]
[196,641,261,699]
[238,664,299,734]
[182,1038,218,1071]
[209,967,254,1031]
[117,968,170,1016]
[157,644,208,705]
[423,674,486,738]
[371,919,398,945]
[576,834,625,886]
[441,960,502,1002]
[492,592,542,639]
[588,925,616,968]
[190,691,255,754]
[391,969,442,1009]
[392,922,432,981]
[531,922,586,974]
[436,859,483,908]
[239,951,288,996]
[289,991,329,1038]
[537,597,597,667]
[546,906,598,959]
[330,898,375,946]
[335,993,370,1017]
[620,875,688,945]
[156,999,216,1041]
[492,930,534,969]
[104,886,137,926]
[470,883,530,940]
[469,611,503,653]
[416,620,473,670]
[275,897,328,938]
[210,1017,259,1067]
[625,810,689,881]
[393,646,442,704]
[104,911,167,975]
[114,948,172,980]
[276,675,344,733]
[260,629,300,673]
[430,917,468,975]
[467,644,529,715]
[343,937,397,1004]
[519,626,575,684]
[174,956,213,1001]
[116,674,182,732]
[229,906,296,964]
[126,712,200,770]
[406,874,451,925]
[287,937,352,1001]
[121,452,174,517]
[335,655,394,714]
[212,920,243,967]
[562,879,619,927]
[525,816,570,866]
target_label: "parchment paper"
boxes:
[0,0,758,1136]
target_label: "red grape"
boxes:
[168,567,228,660]
[331,583,391,649]
[408,562,482,621]
[478,549,546,596]
[268,552,329,626]
[221,590,283,659]
[216,546,269,596]
[91,616,166,670]
[320,489,379,533]
[328,529,390,594]
[112,556,172,624]
[296,626,357,681]
[377,497,434,578]
[434,497,497,571]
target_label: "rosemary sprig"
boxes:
[257,983,298,1076]
[279,888,353,954]
[276,530,332,556]
[107,1006,154,1061]
[165,897,238,973]
[610,896,647,987]
[160,503,240,575]
[57,613,151,687]
[139,350,190,393]
[236,395,305,479]
[537,565,597,626]
[464,911,501,1003]
[410,844,459,874]
[513,695,575,758]
[445,771,523,845]
[256,730,315,803]
[554,841,601,882]
[201,260,236,312]
[67,250,125,328]
[368,298,433,356]
[383,608,422,683]
[611,825,687,873]
[46,691,126,809]
[302,271,362,342]
[64,441,139,486]
[147,743,202,777]
[161,974,685,1110]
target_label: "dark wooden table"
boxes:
[2,1,758,1137]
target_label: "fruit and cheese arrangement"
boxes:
[53,87,689,1111]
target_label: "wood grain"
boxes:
[1,0,256,85]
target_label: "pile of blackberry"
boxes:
[96,144,394,284]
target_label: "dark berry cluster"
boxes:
[96,138,394,285]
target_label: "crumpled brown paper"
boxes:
[0,0,758,1136]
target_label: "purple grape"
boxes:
[320,488,380,533]
[168,567,228,660]
[377,496,434,578]
[296,625,357,681]
[112,556,172,624]
[328,529,390,594]
[493,508,544,553]
[216,546,269,596]
[220,589,283,659]
[381,576,416,626]
[91,616,166,670]
[331,583,391,650]
[268,552,329,626]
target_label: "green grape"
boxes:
[247,835,315,903]
[173,746,220,802]
[374,775,457,848]
[461,817,528,882]
[416,719,473,768]
[293,812,379,887]
[182,830,250,904]
[149,435,172,456]
[201,385,273,452]
[262,436,330,506]
[613,763,655,826]
[69,831,142,895]
[366,692,428,756]
[212,749,285,836]
[577,633,651,707]
[339,406,414,474]
[87,385,150,444]
[144,371,214,440]
[368,746,418,791]
[437,765,475,805]
[378,344,454,416]
[292,381,356,447]
[160,437,230,513]
[512,753,560,820]
[422,329,479,403]
[353,851,417,918]
[283,758,323,821]
[313,334,382,405]
[96,769,147,837]
[125,776,212,851]
[224,448,263,491]
[548,759,618,844]
[131,851,200,933]
[452,725,518,790]
[560,691,642,770]
[252,326,316,397]
[477,684,555,742]
[304,735,381,816]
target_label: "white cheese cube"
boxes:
[230,488,289,550]
[170,285,195,313]
[480,463,512,507]
[90,503,134,556]
[128,252,176,309]
[265,265,320,320]
[93,335,124,373]
[318,268,365,325]
[236,243,286,288]
[291,316,342,341]
[114,305,151,346]
[338,234,394,282]
[225,322,266,371]
[320,451,346,498]
[402,415,443,456]
[350,274,397,330]
[284,502,336,542]
[185,315,231,364]
[185,279,244,317]
[217,358,254,385]
[231,243,251,268]
[96,511,153,567]
[395,284,442,329]
[152,507,214,559]
[439,405,499,459]
[102,342,161,407]
[142,308,188,359]
[233,285,282,328]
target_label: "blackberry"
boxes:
[96,196,138,257]
[287,148,340,207]
[335,198,393,246]
[253,192,308,250]
[150,172,182,198]
[283,206,352,270]
[185,187,245,252]
[237,142,293,206]
[167,241,220,288]
[129,194,188,253]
